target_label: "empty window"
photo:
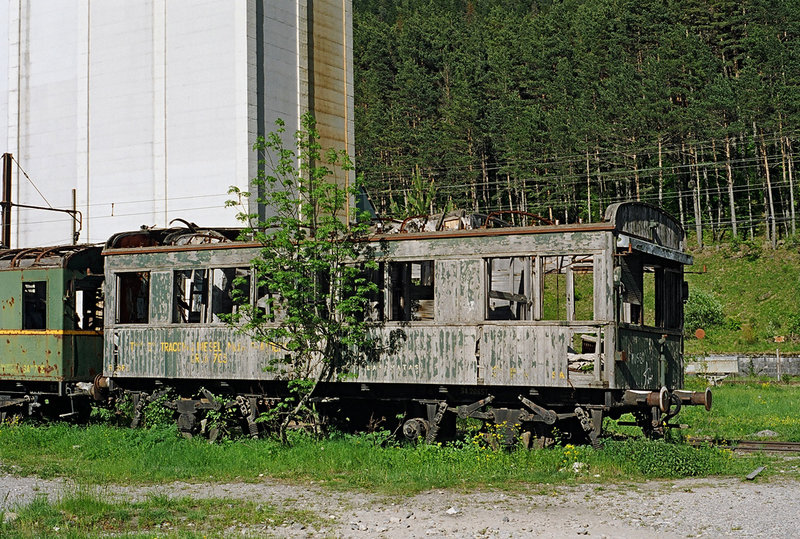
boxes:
[255,281,279,322]
[619,256,643,325]
[388,261,434,321]
[22,281,47,329]
[116,272,150,324]
[173,269,209,323]
[486,257,531,320]
[619,256,683,330]
[210,268,250,323]
[352,262,385,322]
[541,255,594,321]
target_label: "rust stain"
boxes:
[37,362,58,375]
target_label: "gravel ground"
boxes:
[2,472,800,537]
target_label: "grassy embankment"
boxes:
[684,241,800,356]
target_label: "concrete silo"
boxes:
[1,0,353,246]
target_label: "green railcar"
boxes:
[0,245,104,418]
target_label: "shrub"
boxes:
[684,289,724,335]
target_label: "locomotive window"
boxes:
[541,255,594,321]
[22,281,47,329]
[173,269,209,323]
[388,260,434,321]
[486,257,531,320]
[210,267,251,323]
[74,276,104,330]
[116,272,150,324]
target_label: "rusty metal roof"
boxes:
[105,223,243,250]
[0,244,103,269]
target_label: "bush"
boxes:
[685,289,724,335]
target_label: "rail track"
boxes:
[688,438,800,454]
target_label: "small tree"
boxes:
[227,114,379,443]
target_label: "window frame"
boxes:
[115,271,151,325]
[22,280,48,330]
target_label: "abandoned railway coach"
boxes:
[0,245,104,418]
[101,202,710,442]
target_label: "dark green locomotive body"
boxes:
[0,246,104,413]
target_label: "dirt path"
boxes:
[2,473,799,537]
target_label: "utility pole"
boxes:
[2,153,12,249]
[1,153,83,247]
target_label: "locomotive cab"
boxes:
[0,245,104,419]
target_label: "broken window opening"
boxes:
[389,261,434,321]
[255,281,280,322]
[656,267,684,330]
[619,256,643,325]
[173,269,209,323]
[210,267,251,323]
[116,272,150,324]
[22,281,47,330]
[352,262,384,322]
[486,257,531,320]
[568,328,604,375]
[643,267,656,327]
[541,255,594,321]
[74,276,104,330]
[618,255,683,330]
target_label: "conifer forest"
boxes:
[353,0,800,248]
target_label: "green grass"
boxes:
[679,379,800,441]
[0,421,778,495]
[0,491,320,538]
[685,243,800,355]
[2,383,796,536]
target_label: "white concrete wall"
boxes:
[15,2,81,245]
[2,0,353,248]
[0,1,8,161]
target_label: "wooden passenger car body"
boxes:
[102,202,691,420]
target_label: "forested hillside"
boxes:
[353,0,800,249]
